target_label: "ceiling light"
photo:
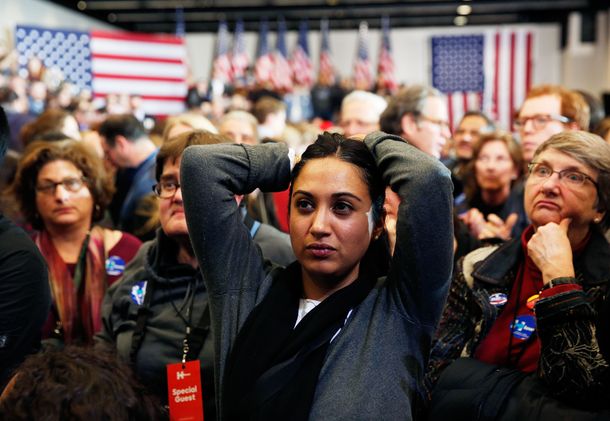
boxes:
[108,13,117,23]
[77,1,87,10]
[457,5,472,16]
[454,16,468,26]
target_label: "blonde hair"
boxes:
[162,113,217,142]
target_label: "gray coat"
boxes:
[181,132,454,420]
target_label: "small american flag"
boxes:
[212,20,233,84]
[270,18,293,92]
[318,19,335,85]
[377,16,397,94]
[353,21,372,91]
[431,31,533,131]
[15,25,187,116]
[290,21,314,88]
[254,19,274,85]
[174,6,185,38]
[231,20,249,86]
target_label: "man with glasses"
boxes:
[380,85,451,159]
[515,84,590,165]
[376,85,451,253]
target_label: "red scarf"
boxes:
[474,226,543,372]
[35,226,108,344]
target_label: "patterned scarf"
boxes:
[35,225,108,344]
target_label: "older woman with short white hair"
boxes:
[428,130,610,419]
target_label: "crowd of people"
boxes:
[1,52,610,420]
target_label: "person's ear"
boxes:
[115,135,130,153]
[593,210,605,225]
[400,113,418,138]
[372,208,386,241]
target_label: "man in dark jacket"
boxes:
[99,114,159,241]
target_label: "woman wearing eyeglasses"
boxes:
[96,131,230,418]
[10,140,141,346]
[426,131,610,419]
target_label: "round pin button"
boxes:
[510,315,537,340]
[489,293,508,307]
[106,255,126,276]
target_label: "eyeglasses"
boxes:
[36,177,87,195]
[418,114,450,131]
[528,162,598,189]
[153,181,181,199]
[514,114,572,130]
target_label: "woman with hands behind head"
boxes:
[181,131,454,420]
[427,131,610,420]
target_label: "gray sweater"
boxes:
[181,132,454,420]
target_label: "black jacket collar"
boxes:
[472,226,610,288]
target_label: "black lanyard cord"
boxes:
[128,277,210,365]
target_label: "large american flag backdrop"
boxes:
[15,25,188,116]
[431,30,533,132]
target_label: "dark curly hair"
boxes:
[9,140,115,230]
[0,346,166,420]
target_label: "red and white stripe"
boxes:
[377,48,397,93]
[442,29,532,133]
[270,52,293,91]
[255,53,274,85]
[318,51,335,85]
[291,47,314,87]
[90,30,187,116]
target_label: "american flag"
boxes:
[254,19,274,85]
[212,20,233,84]
[175,6,185,38]
[290,21,314,88]
[270,18,293,92]
[377,17,397,94]
[431,30,533,132]
[231,20,249,86]
[15,25,188,116]
[353,21,373,91]
[318,19,335,85]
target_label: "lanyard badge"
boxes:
[167,360,204,421]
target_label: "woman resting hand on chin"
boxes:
[427,131,610,419]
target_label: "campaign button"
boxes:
[106,255,126,276]
[526,294,540,311]
[489,293,508,307]
[510,315,537,340]
[130,281,147,306]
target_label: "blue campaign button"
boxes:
[105,255,126,276]
[130,281,148,306]
[510,315,537,340]
[489,293,508,307]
